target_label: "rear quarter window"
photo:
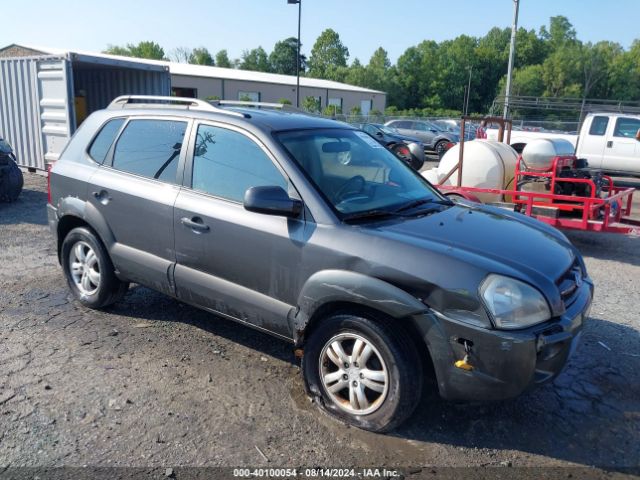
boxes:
[88,118,125,163]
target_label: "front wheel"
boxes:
[61,227,129,309]
[302,312,423,432]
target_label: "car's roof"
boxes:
[225,108,353,131]
[586,112,640,119]
[101,105,354,133]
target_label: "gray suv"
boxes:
[385,119,459,155]
[48,96,593,432]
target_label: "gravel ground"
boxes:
[0,174,639,478]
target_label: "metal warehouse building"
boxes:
[0,44,385,171]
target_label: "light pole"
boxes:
[504,0,520,119]
[288,0,302,108]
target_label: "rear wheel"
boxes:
[61,227,129,309]
[435,140,449,158]
[302,311,423,432]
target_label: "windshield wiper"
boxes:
[393,197,452,213]
[342,209,398,223]
[342,198,453,223]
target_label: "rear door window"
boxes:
[88,118,125,163]
[111,119,187,183]
[613,117,640,138]
[588,116,609,136]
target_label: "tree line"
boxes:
[104,16,640,116]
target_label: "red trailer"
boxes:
[434,116,640,236]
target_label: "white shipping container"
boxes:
[0,52,170,170]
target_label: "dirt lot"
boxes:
[1,174,639,478]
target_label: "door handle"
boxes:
[607,141,613,148]
[181,216,210,232]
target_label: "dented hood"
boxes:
[373,203,575,282]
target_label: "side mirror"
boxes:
[375,131,383,137]
[430,129,438,133]
[244,186,302,218]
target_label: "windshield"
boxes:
[277,128,445,218]
[379,125,399,135]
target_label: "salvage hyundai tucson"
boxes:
[47,96,593,432]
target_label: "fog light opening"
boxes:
[454,338,474,371]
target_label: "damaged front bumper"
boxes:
[413,279,593,402]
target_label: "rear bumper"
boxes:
[414,279,593,401]
[47,203,59,248]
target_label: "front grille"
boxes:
[556,259,582,308]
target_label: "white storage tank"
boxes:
[422,140,518,203]
[521,138,575,171]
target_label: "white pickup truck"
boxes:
[487,113,640,176]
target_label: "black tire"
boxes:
[444,193,466,203]
[302,311,423,432]
[61,226,129,309]
[389,143,408,159]
[435,140,449,159]
[0,158,23,202]
[390,143,423,171]
[410,155,425,171]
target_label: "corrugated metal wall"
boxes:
[0,55,171,170]
[37,58,75,165]
[74,67,171,114]
[0,57,45,170]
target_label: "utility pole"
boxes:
[288,0,302,108]
[503,0,520,119]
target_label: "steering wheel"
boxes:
[333,175,366,203]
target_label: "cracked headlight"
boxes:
[480,274,551,329]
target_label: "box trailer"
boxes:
[0,52,170,170]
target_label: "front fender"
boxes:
[292,269,428,344]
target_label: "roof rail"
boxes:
[107,95,249,118]
[213,100,307,114]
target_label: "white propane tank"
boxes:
[521,138,575,171]
[422,140,518,203]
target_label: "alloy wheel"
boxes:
[318,333,389,415]
[68,241,101,295]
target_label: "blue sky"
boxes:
[2,0,639,63]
